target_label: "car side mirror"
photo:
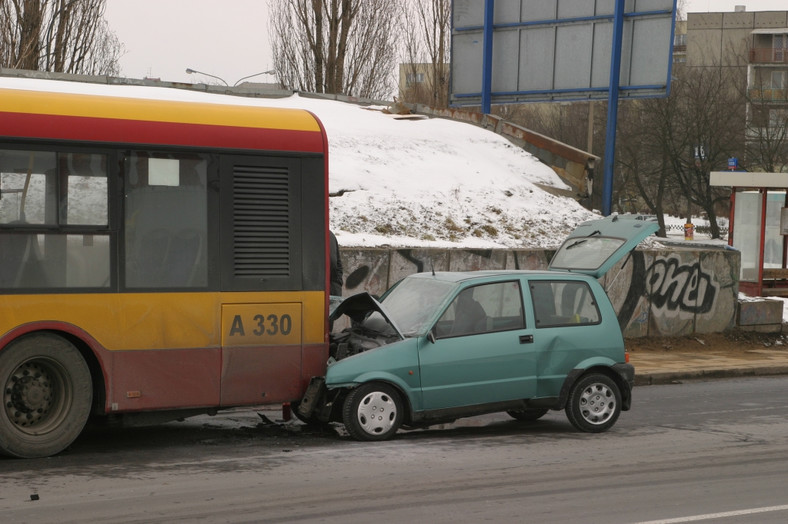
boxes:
[427,331,436,344]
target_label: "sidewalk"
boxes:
[631,346,788,385]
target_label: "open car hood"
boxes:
[549,214,659,278]
[329,292,405,340]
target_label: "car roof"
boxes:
[405,270,588,284]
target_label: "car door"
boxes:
[418,278,538,411]
[527,277,613,395]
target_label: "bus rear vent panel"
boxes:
[232,166,291,278]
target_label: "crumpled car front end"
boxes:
[297,292,405,422]
[328,292,403,361]
[297,278,458,423]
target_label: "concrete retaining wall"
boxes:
[737,298,783,333]
[338,247,741,338]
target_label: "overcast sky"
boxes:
[104,0,273,85]
[104,0,788,86]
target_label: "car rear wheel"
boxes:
[342,383,403,441]
[507,408,549,422]
[565,373,621,433]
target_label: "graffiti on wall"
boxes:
[646,255,717,314]
[617,251,723,334]
[339,247,737,337]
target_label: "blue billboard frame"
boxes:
[452,0,678,215]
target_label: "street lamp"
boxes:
[185,67,228,86]
[185,68,276,87]
[232,70,276,86]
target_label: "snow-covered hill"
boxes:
[267,95,598,249]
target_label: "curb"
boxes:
[635,365,788,386]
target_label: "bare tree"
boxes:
[616,98,680,235]
[400,0,450,108]
[620,63,745,238]
[0,0,42,70]
[0,0,121,75]
[269,0,400,100]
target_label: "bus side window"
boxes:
[0,150,57,225]
[0,233,33,287]
[59,153,108,226]
[123,153,208,289]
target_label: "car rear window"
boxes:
[530,280,601,328]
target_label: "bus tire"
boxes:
[0,334,93,458]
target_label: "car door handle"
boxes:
[519,334,534,344]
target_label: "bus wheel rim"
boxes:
[3,358,70,434]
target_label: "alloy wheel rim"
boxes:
[3,358,70,434]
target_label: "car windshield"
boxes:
[550,236,626,271]
[377,277,457,336]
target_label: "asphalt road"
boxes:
[3,377,788,523]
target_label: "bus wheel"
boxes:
[0,334,93,458]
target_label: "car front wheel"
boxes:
[565,373,621,433]
[342,382,403,441]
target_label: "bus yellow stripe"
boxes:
[0,291,326,351]
[0,88,321,133]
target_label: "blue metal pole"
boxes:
[602,0,625,216]
[481,0,495,114]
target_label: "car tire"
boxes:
[342,382,403,441]
[507,408,549,422]
[0,334,93,458]
[565,373,621,433]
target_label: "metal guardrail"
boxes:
[664,223,729,237]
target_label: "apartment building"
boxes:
[685,6,788,171]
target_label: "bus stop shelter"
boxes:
[711,171,788,297]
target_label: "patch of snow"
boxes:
[266,94,596,248]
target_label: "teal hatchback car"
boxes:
[297,215,659,440]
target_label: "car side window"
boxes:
[435,281,525,338]
[530,280,601,328]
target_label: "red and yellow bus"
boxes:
[0,80,330,458]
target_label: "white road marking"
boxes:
[634,504,788,523]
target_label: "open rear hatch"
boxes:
[549,214,659,279]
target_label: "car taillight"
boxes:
[625,351,630,363]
